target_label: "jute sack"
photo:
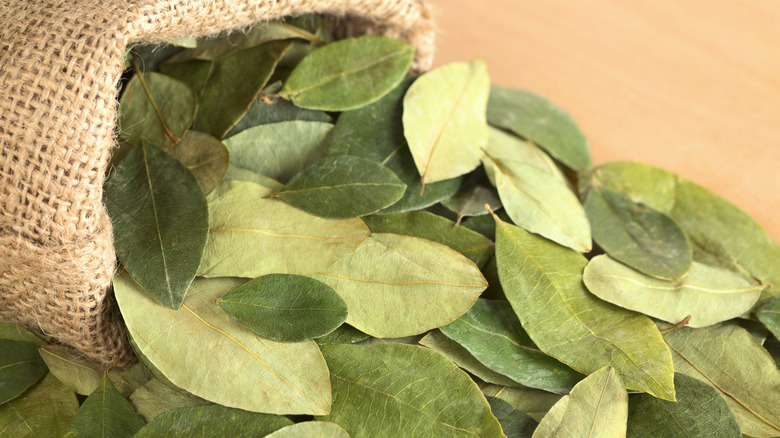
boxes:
[0,0,435,366]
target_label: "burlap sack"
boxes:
[0,0,434,366]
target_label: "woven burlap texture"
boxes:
[0,0,434,366]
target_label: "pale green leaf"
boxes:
[64,376,146,438]
[130,378,208,423]
[0,321,46,346]
[663,324,780,437]
[319,344,503,437]
[281,36,413,111]
[404,61,490,186]
[106,142,209,309]
[495,220,675,400]
[757,297,780,340]
[266,421,350,438]
[0,374,78,438]
[222,165,284,191]
[482,127,566,185]
[487,86,591,171]
[39,345,103,396]
[480,384,563,423]
[114,272,332,415]
[312,233,486,338]
[315,324,369,346]
[134,404,292,437]
[199,181,369,278]
[164,130,229,194]
[0,340,48,405]
[441,185,502,225]
[583,255,763,327]
[532,367,627,438]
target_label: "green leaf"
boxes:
[114,272,332,415]
[134,404,292,438]
[164,131,229,194]
[584,186,692,280]
[199,181,368,278]
[403,61,490,187]
[193,40,292,138]
[480,384,562,423]
[486,397,537,438]
[158,60,214,103]
[281,36,413,111]
[441,185,502,225]
[118,72,196,148]
[626,373,741,438]
[39,345,103,396]
[533,367,628,438]
[495,220,675,400]
[0,340,48,405]
[315,324,369,346]
[319,344,503,437]
[217,274,348,342]
[223,165,284,191]
[223,121,333,183]
[64,375,146,438]
[312,233,486,337]
[419,330,522,388]
[0,321,46,346]
[362,211,495,268]
[490,157,591,253]
[482,127,567,186]
[663,324,780,437]
[583,255,763,327]
[487,86,591,171]
[757,297,780,340]
[130,378,208,423]
[0,374,78,437]
[278,155,406,218]
[106,142,209,309]
[265,421,350,438]
[439,299,584,394]
[228,97,332,137]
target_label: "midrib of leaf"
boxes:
[582,274,765,294]
[588,369,613,438]
[209,228,369,241]
[656,398,689,436]
[454,319,545,356]
[0,359,39,372]
[285,49,409,95]
[186,153,223,170]
[502,225,670,398]
[9,404,37,436]
[332,374,480,436]
[142,144,174,303]
[42,349,100,374]
[180,304,327,414]
[315,272,485,288]
[281,181,405,195]
[218,299,343,313]
[665,341,780,432]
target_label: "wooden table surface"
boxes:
[428,0,780,243]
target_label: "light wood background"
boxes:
[428,0,780,243]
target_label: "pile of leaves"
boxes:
[2,15,780,438]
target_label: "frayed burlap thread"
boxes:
[0,0,435,366]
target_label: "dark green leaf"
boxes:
[281,36,414,111]
[64,375,146,438]
[486,397,537,438]
[130,44,185,73]
[0,340,48,405]
[319,344,503,437]
[627,373,741,438]
[158,60,214,103]
[227,97,332,137]
[439,299,583,393]
[315,324,369,346]
[441,185,502,225]
[106,142,209,309]
[218,274,348,342]
[757,297,780,340]
[164,131,229,194]
[362,211,495,268]
[487,86,591,171]
[134,404,292,438]
[0,374,78,437]
[278,155,406,218]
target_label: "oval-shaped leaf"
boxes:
[663,324,780,437]
[217,274,348,343]
[39,345,103,396]
[487,397,538,438]
[487,86,591,171]
[223,121,333,183]
[266,421,349,438]
[130,378,208,423]
[440,299,583,394]
[312,233,487,338]
[495,219,675,400]
[118,72,196,148]
[584,255,764,327]
[0,374,78,437]
[228,97,332,137]
[134,404,292,438]
[64,376,146,438]
[491,158,591,252]
[278,155,406,218]
[585,186,692,280]
[757,297,780,340]
[482,126,566,185]
[223,165,284,191]
[404,61,490,187]
[533,367,628,438]
[319,344,503,437]
[0,340,48,405]
[114,272,332,415]
[165,131,229,194]
[281,36,413,111]
[627,373,741,438]
[441,185,503,225]
[199,181,369,278]
[362,211,495,268]
[106,142,209,309]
